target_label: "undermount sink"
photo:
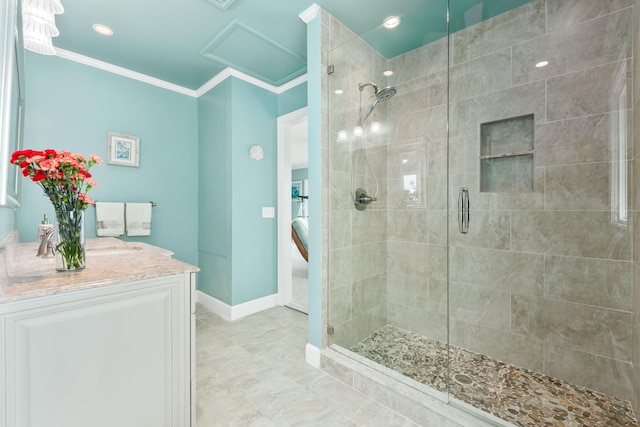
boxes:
[86,245,143,255]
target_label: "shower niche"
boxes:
[480,114,534,192]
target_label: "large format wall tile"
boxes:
[387,241,446,280]
[353,274,387,316]
[546,0,634,32]
[449,246,544,296]
[386,271,429,310]
[544,162,610,211]
[393,105,447,143]
[449,318,544,372]
[387,302,447,343]
[387,209,429,244]
[513,9,631,85]
[546,59,632,121]
[449,81,545,139]
[329,210,352,249]
[329,247,354,289]
[449,282,511,331]
[448,210,511,250]
[329,284,353,326]
[333,305,387,349]
[544,343,633,401]
[386,76,429,120]
[511,294,632,362]
[545,255,632,312]
[352,210,387,245]
[535,113,628,167]
[451,0,545,65]
[511,210,631,260]
[448,48,512,102]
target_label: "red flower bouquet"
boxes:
[11,149,102,270]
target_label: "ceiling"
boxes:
[50,0,532,91]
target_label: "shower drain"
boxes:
[454,373,473,385]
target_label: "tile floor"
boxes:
[288,242,308,314]
[195,305,420,426]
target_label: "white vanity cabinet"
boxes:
[0,272,197,427]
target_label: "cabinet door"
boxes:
[1,276,190,427]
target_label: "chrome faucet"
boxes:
[37,228,56,258]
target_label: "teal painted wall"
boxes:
[306,13,322,348]
[278,82,307,116]
[11,52,307,309]
[197,77,307,306]
[17,52,199,265]
[197,79,232,303]
[230,78,278,305]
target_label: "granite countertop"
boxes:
[0,237,199,304]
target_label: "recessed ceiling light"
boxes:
[92,24,113,36]
[382,16,401,29]
[383,70,394,77]
[334,89,344,95]
[536,60,549,68]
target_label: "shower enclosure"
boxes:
[326,0,638,425]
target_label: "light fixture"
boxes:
[383,70,394,77]
[334,89,343,95]
[353,126,364,137]
[536,61,549,68]
[21,0,64,55]
[22,4,59,36]
[93,23,114,36]
[337,130,348,142]
[23,0,63,14]
[249,145,264,160]
[370,121,382,134]
[382,16,401,29]
[23,32,55,55]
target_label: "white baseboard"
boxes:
[305,343,321,368]
[196,291,278,321]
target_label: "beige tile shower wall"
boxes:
[385,0,635,401]
[325,14,389,349]
[385,35,449,343]
[449,0,634,400]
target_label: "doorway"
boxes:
[277,107,308,313]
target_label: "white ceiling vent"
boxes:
[203,0,238,11]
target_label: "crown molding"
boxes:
[54,48,198,97]
[299,4,321,24]
[54,48,307,98]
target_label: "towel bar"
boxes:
[93,201,156,207]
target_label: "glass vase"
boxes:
[55,210,85,272]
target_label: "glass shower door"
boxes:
[445,1,635,424]
[325,0,452,402]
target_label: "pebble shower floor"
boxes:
[351,325,637,427]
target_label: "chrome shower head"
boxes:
[376,86,397,102]
[360,85,398,121]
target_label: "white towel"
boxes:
[126,203,152,236]
[95,202,125,237]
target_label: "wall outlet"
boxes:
[262,207,275,218]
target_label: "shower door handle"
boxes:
[458,187,469,234]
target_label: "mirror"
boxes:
[0,0,26,208]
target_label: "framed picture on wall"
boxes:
[107,132,140,167]
[292,181,302,199]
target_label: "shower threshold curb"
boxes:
[321,346,511,427]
